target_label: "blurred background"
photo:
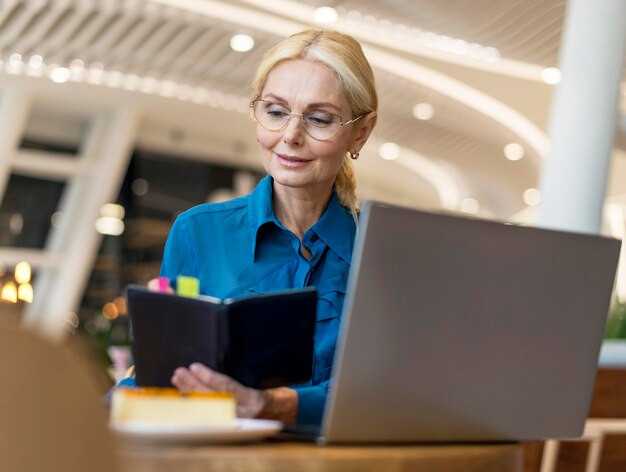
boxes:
[1,0,626,378]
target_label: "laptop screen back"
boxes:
[322,202,620,443]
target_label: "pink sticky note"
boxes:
[157,277,171,293]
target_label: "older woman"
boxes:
[153,29,377,426]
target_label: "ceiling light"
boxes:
[1,281,17,303]
[379,142,401,161]
[193,87,209,103]
[523,188,541,206]
[460,197,480,214]
[504,143,525,161]
[8,53,22,67]
[123,73,140,91]
[159,80,176,97]
[49,66,71,83]
[14,261,31,284]
[314,6,338,24]
[69,59,84,73]
[541,67,562,85]
[412,103,434,120]
[451,39,470,56]
[17,283,33,303]
[483,47,501,62]
[230,34,255,52]
[28,54,43,69]
[139,76,159,94]
[176,84,194,100]
[95,217,125,236]
[99,203,125,219]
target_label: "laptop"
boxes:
[284,201,621,444]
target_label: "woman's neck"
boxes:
[273,182,332,239]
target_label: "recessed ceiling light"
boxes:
[379,142,401,160]
[523,188,541,206]
[49,66,71,83]
[483,47,501,63]
[14,261,31,285]
[69,59,84,73]
[100,203,125,219]
[541,67,562,85]
[314,6,338,24]
[230,34,255,52]
[412,103,434,120]
[460,198,480,214]
[95,217,125,236]
[504,143,524,161]
[8,53,22,67]
[28,55,43,69]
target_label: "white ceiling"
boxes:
[1,0,625,221]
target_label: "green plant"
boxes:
[604,300,626,339]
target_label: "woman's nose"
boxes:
[282,113,306,144]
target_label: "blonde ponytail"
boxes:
[335,156,359,223]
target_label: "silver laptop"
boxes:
[314,201,621,443]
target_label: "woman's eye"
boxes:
[306,113,334,127]
[266,108,288,118]
[267,110,287,118]
[264,104,290,118]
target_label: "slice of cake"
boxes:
[111,388,236,427]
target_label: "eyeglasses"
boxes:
[250,99,365,141]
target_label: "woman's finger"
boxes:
[171,367,205,391]
[189,363,238,393]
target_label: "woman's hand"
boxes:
[172,363,265,418]
[172,363,298,422]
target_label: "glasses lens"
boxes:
[302,111,341,140]
[253,101,289,131]
[252,100,344,140]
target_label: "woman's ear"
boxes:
[351,112,377,153]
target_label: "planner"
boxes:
[126,285,317,389]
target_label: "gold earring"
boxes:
[349,151,360,160]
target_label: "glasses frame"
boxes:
[249,99,366,141]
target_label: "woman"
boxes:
[151,29,377,426]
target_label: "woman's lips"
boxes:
[276,153,311,168]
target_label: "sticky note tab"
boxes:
[177,275,199,298]
[157,277,171,293]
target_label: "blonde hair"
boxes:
[252,29,378,221]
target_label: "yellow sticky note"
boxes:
[177,276,199,298]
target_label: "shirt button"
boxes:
[311,234,318,242]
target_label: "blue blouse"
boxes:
[153,175,355,425]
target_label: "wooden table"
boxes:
[118,440,522,472]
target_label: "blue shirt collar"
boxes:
[310,192,356,265]
[248,175,356,264]
[248,176,279,260]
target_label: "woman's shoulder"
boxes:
[176,195,250,223]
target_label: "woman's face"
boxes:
[255,59,363,196]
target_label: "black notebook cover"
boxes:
[127,285,317,389]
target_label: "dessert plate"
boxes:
[111,418,283,445]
